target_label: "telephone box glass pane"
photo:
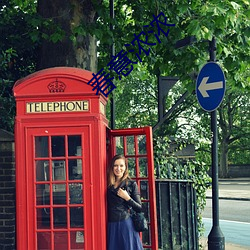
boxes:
[36,184,47,205]
[37,232,51,250]
[54,231,68,249]
[71,231,84,248]
[37,208,50,229]
[127,158,136,177]
[142,202,151,246]
[70,207,83,227]
[68,159,82,180]
[139,157,148,177]
[52,184,66,204]
[36,160,49,181]
[52,160,66,181]
[69,183,83,204]
[142,226,151,246]
[115,136,124,155]
[126,136,135,155]
[140,180,149,200]
[53,208,67,227]
[142,202,150,222]
[138,135,146,155]
[52,136,65,157]
[35,136,49,157]
[68,135,81,156]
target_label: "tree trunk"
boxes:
[219,139,229,178]
[37,0,99,72]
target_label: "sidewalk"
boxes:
[206,178,250,201]
[200,238,250,250]
[203,178,250,249]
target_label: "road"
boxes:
[202,180,250,249]
[202,199,250,223]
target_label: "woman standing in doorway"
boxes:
[107,154,144,250]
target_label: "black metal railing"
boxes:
[156,179,198,250]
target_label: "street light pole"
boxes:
[208,37,225,250]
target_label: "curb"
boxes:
[206,196,250,201]
[218,178,250,182]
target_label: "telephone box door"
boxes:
[26,126,92,250]
[109,126,158,250]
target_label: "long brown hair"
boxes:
[107,155,130,187]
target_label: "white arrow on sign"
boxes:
[198,76,223,98]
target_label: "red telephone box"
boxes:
[13,67,158,250]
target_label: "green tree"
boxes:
[100,0,250,179]
[36,0,100,71]
[218,89,250,177]
[0,0,37,131]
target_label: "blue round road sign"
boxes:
[196,62,226,112]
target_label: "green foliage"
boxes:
[0,79,15,132]
[106,65,158,129]
[219,88,250,166]
[0,48,17,131]
[96,0,250,92]
[0,1,37,79]
[98,0,249,176]
[154,136,211,240]
[0,0,38,131]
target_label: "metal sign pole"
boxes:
[208,37,225,250]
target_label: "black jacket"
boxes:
[107,179,142,222]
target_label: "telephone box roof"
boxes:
[13,67,108,99]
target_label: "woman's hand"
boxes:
[117,188,131,201]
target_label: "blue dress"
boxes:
[108,217,143,250]
[107,180,144,250]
